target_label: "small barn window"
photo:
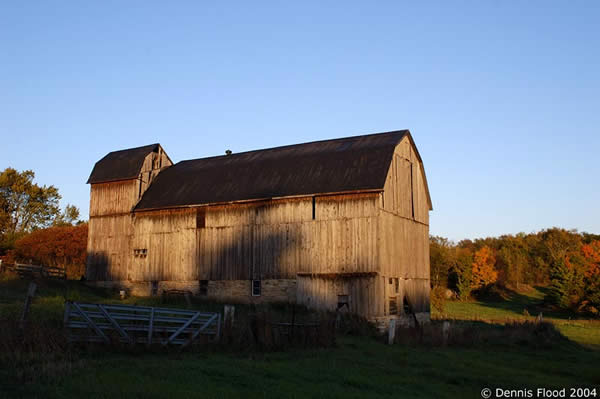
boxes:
[199,280,208,296]
[312,196,316,220]
[196,208,206,229]
[134,249,147,258]
[394,278,399,293]
[337,295,349,310]
[251,280,261,296]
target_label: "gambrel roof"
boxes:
[87,144,161,184]
[130,130,432,211]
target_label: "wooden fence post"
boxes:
[388,318,396,345]
[20,282,37,325]
[224,305,235,326]
[442,321,450,346]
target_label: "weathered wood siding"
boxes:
[87,179,138,280]
[87,146,173,281]
[130,209,196,281]
[138,148,172,197]
[378,136,431,313]
[296,275,377,317]
[382,136,429,225]
[86,214,132,281]
[89,181,138,217]
[126,194,380,282]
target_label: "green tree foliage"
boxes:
[0,168,61,235]
[0,168,80,255]
[53,204,81,227]
[430,236,455,288]
[453,248,473,300]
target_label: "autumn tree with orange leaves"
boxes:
[10,224,88,279]
[471,246,498,289]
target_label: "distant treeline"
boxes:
[431,228,600,315]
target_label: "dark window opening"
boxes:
[252,280,261,296]
[389,278,393,285]
[394,278,399,293]
[337,294,349,310]
[199,280,208,296]
[196,208,206,229]
[134,248,147,258]
[312,196,316,220]
[403,296,412,314]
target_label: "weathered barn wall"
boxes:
[296,275,378,317]
[382,136,430,225]
[86,180,138,280]
[86,146,172,281]
[127,194,379,282]
[89,181,138,217]
[378,136,431,314]
[138,148,172,196]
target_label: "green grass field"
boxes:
[1,278,599,398]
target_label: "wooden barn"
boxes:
[86,130,432,322]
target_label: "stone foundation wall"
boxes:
[86,279,297,303]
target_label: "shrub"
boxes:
[11,224,87,279]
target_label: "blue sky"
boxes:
[1,1,598,241]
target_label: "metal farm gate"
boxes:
[64,302,221,347]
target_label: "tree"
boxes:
[471,246,498,289]
[452,248,474,300]
[53,204,81,226]
[0,168,61,235]
[581,240,600,314]
[430,236,455,288]
[497,236,529,287]
[582,241,600,277]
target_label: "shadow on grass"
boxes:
[471,285,580,321]
[395,318,586,353]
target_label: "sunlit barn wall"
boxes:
[86,148,172,281]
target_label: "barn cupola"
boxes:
[87,144,172,218]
